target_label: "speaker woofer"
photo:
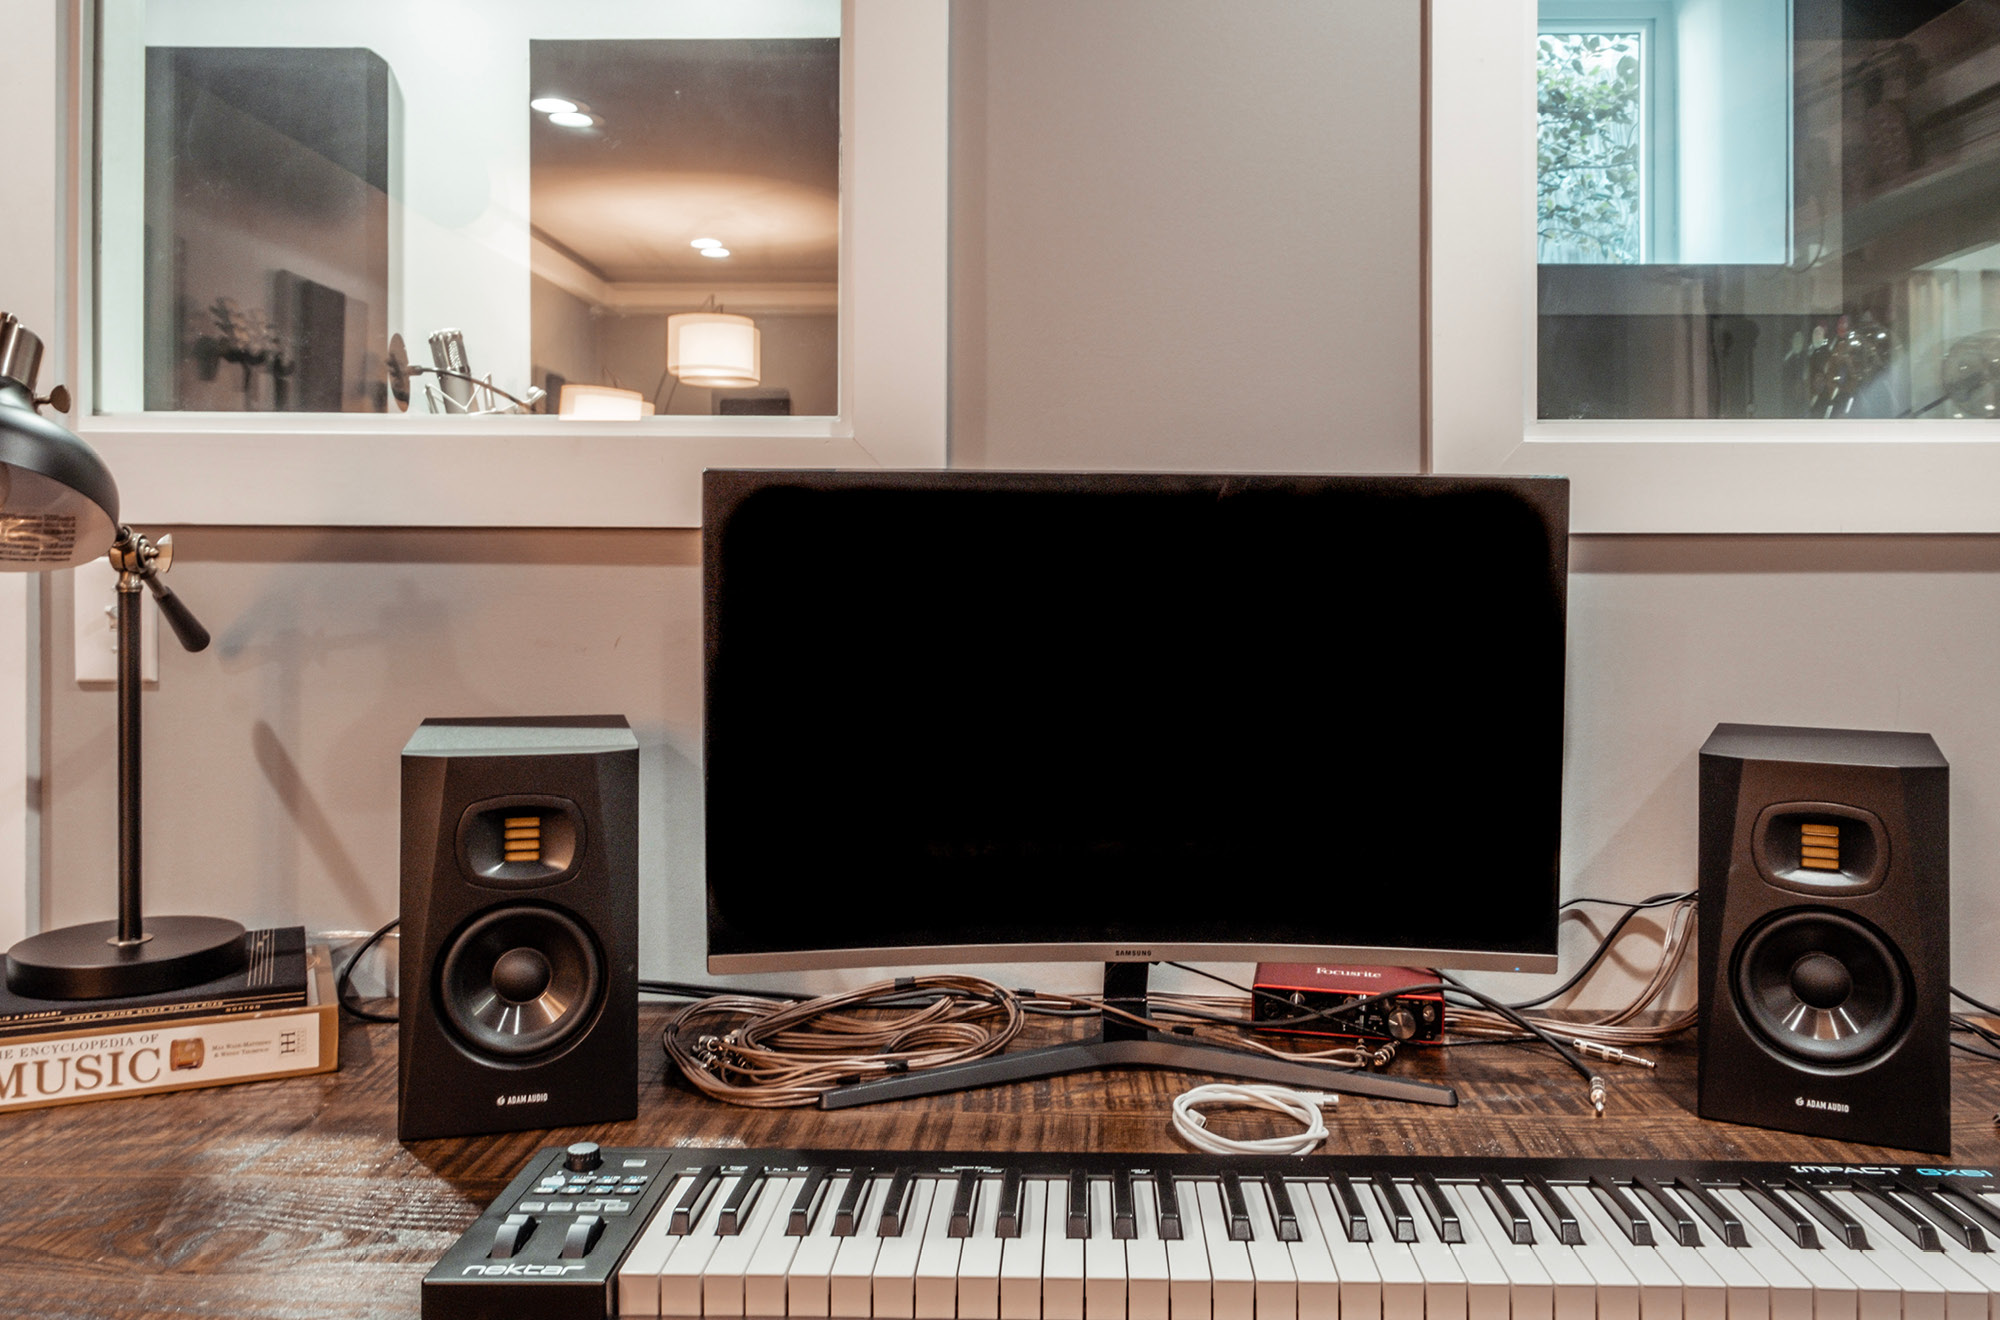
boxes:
[438,906,602,1058]
[1731,908,1909,1066]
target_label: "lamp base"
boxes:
[4,916,248,1000]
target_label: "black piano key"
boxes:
[879,1168,917,1237]
[1894,1181,1989,1252]
[1154,1173,1184,1241]
[1741,1179,1820,1250]
[1853,1181,1943,1253]
[1674,1178,1748,1247]
[1112,1169,1137,1240]
[1523,1176,1585,1246]
[1631,1176,1701,1247]
[669,1165,722,1234]
[995,1169,1024,1240]
[833,1169,874,1237]
[1590,1176,1655,1247]
[1785,1179,1867,1250]
[1330,1173,1373,1243]
[949,1170,979,1239]
[1067,1171,1091,1240]
[1220,1171,1254,1242]
[1479,1177,1534,1246]
[1266,1176,1302,1243]
[1937,1186,2000,1241]
[1372,1178,1419,1244]
[718,1165,766,1235]
[1414,1174,1463,1244]
[788,1167,832,1236]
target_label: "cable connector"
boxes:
[1572,1038,1657,1069]
[1588,1074,1607,1117]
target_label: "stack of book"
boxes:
[0,926,338,1113]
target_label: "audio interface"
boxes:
[1251,963,1444,1043]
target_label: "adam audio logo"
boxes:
[496,1091,550,1107]
[1796,1096,1852,1114]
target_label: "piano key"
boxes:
[882,1168,920,1238]
[1852,1181,1945,1253]
[1440,1181,1558,1320]
[1356,1188,1429,1320]
[1194,1179,1259,1320]
[703,1171,791,1316]
[1939,1186,2000,1239]
[1112,1168,1136,1241]
[997,1168,1025,1240]
[790,1167,834,1236]
[1165,1171,1218,1320]
[1083,1175,1129,1320]
[998,1178,1049,1320]
[669,1166,723,1235]
[1480,1176,1536,1246]
[1550,1199,1639,1320]
[1785,1180,1869,1250]
[1598,1188,1728,1320]
[1044,1180,1088,1320]
[1570,1177,1690,1320]
[1330,1172,1375,1243]
[915,1178,966,1320]
[1153,1172,1184,1242]
[834,1168,876,1238]
[716,1165,766,1236]
[1895,1182,1992,1253]
[1125,1178,1172,1320]
[828,1175,891,1318]
[1068,1171,1092,1241]
[1590,1176,1657,1248]
[1640,1176,1704,1248]
[1400,1180,1476,1320]
[1220,1171,1255,1242]
[1373,1177,1421,1244]
[1304,1181,1387,1320]
[1729,1194,1905,1320]
[1726,1190,1882,1320]
[1740,1178,1821,1251]
[1706,1188,1822,1320]
[743,1176,810,1318]
[1241,1173,1301,1320]
[1266,1174,1302,1243]
[1827,1188,1966,1320]
[1891,1197,2000,1300]
[655,1182,734,1318]
[616,1175,690,1316]
[874,1178,939,1318]
[1523,1176,1586,1247]
[1674,1180,1748,1248]
[1416,1173,1465,1244]
[1281,1181,1345,1320]
[958,1177,1007,1320]
[786,1172,854,1318]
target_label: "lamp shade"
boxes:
[667,312,761,389]
[0,315,118,569]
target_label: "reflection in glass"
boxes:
[1537,0,2000,420]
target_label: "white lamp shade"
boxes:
[667,312,761,389]
[558,383,650,420]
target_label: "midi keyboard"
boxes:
[422,1145,2000,1320]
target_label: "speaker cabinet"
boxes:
[398,716,639,1141]
[1697,723,1949,1152]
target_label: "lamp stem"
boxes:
[115,572,146,946]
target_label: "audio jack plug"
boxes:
[1589,1075,1607,1117]
[1572,1039,1656,1069]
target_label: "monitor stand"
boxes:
[817,960,1458,1110]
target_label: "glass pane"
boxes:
[96,2,839,418]
[1537,0,2000,420]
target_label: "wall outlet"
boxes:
[73,558,159,686]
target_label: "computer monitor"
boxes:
[702,469,1569,1106]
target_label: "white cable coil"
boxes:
[1169,1082,1338,1156]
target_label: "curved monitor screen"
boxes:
[703,471,1567,974]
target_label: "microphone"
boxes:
[428,329,477,411]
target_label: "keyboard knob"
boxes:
[565,1141,602,1173]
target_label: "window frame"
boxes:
[1536,2,1676,265]
[52,0,946,529]
[1430,0,2000,533]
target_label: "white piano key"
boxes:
[1045,1180,1089,1320]
[959,1177,1008,1320]
[1305,1181,1385,1320]
[1815,1189,1946,1320]
[1242,1175,1300,1320]
[787,1173,853,1319]
[1570,1178,1689,1320]
[1736,1186,1902,1320]
[1164,1175,1216,1320]
[1705,1190,1819,1320]
[744,1177,810,1319]
[1125,1178,1172,1320]
[705,1173,795,1317]
[1412,1183,1504,1320]
[1084,1176,1129,1320]
[1441,1181,1556,1320]
[917,1177,968,1320]
[1352,1182,1426,1320]
[1590,1183,1729,1320]
[1279,1181,1344,1320]
[1545,1183,1640,1320]
[660,1184,736,1319]
[619,1175,693,1317]
[830,1175,892,1319]
[1000,1179,1050,1320]
[1195,1180,1259,1320]
[1391,1180,1468,1320]
[876,1178,941,1319]
[1833,1190,1988,1320]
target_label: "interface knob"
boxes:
[565,1141,602,1173]
[1386,1006,1419,1041]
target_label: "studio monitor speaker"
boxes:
[398,716,639,1141]
[1698,722,1949,1152]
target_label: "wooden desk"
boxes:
[1,1005,1993,1319]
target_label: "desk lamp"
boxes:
[0,312,246,999]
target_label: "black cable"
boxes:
[1507,892,1695,1010]
[1434,969,1597,1087]
[336,918,400,1023]
[1952,1039,2000,1064]
[1952,1014,2000,1053]
[1953,986,2000,1018]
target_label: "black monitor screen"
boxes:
[703,470,1567,974]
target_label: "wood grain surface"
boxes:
[0,1004,1990,1319]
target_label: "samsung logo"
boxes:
[1796,1096,1851,1114]
[1113,949,1152,958]
[496,1092,550,1107]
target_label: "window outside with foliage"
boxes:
[1537,32,1642,264]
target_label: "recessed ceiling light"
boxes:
[699,247,732,259]
[690,238,722,250]
[548,110,595,129]
[529,96,579,114]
